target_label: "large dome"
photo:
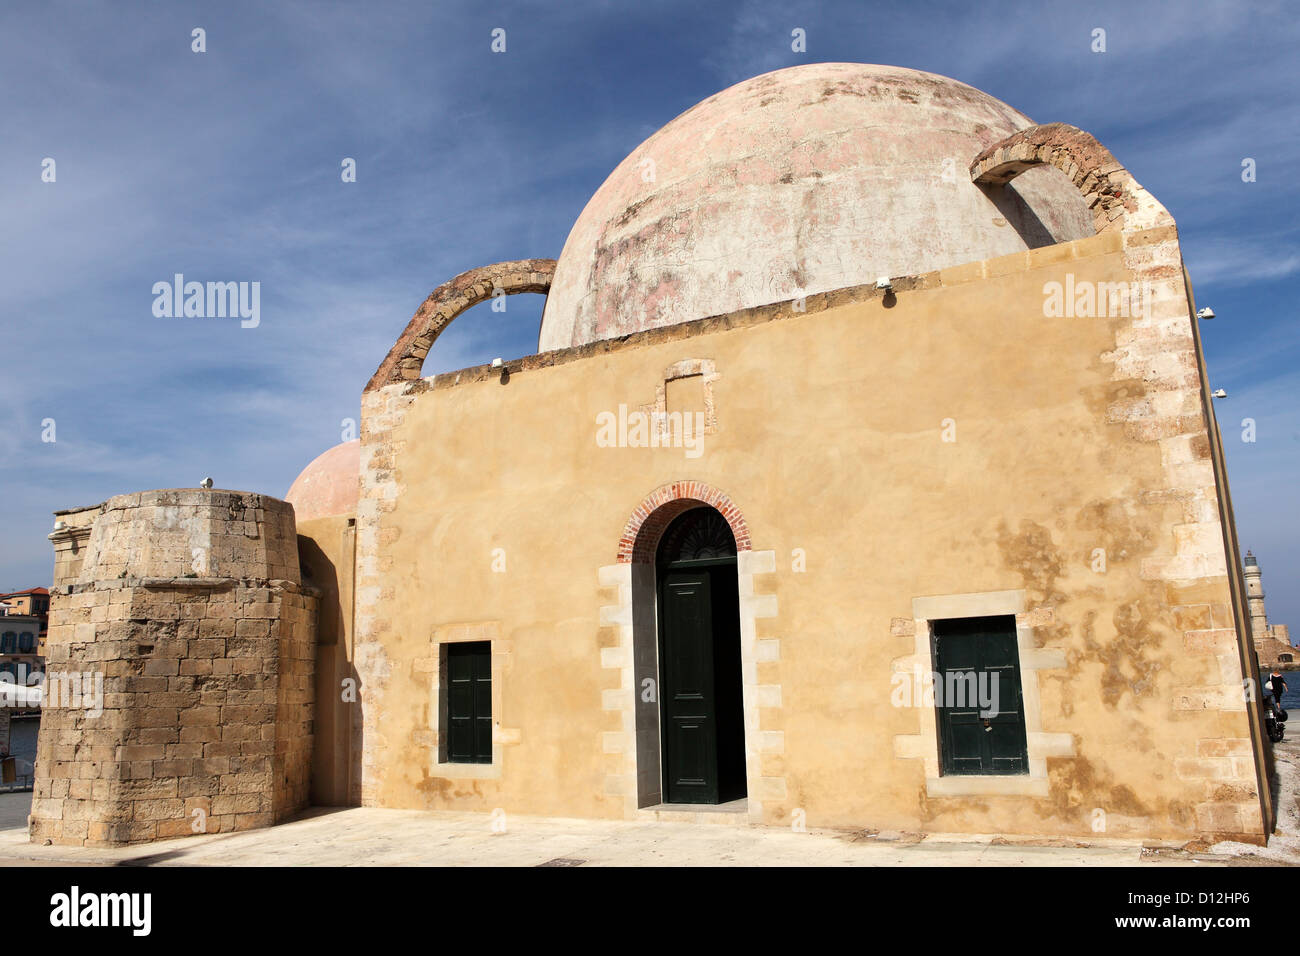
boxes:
[539,63,1093,351]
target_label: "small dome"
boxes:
[286,440,360,522]
[539,63,1093,351]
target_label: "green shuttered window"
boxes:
[444,641,492,764]
[932,615,1029,776]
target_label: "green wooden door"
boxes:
[933,616,1028,775]
[656,508,747,805]
[660,569,719,803]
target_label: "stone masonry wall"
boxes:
[77,490,299,583]
[274,591,317,814]
[30,490,317,847]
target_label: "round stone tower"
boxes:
[31,489,318,847]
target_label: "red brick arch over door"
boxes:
[618,481,752,564]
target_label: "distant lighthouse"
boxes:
[1244,551,1293,668]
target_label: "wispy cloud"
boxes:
[1186,244,1300,287]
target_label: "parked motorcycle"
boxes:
[1265,695,1287,743]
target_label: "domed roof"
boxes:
[285,440,360,522]
[539,63,1093,351]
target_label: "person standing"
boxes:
[1270,669,1289,714]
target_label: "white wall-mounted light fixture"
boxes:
[876,277,893,292]
[1197,307,1215,320]
[1213,388,1228,398]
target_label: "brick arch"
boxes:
[366,258,556,392]
[969,123,1145,235]
[618,481,752,564]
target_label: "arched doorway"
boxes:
[655,507,747,804]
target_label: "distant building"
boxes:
[1244,552,1293,668]
[0,588,47,688]
[0,604,43,788]
[0,587,50,655]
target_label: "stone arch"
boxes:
[618,481,751,564]
[365,258,556,392]
[969,123,1164,235]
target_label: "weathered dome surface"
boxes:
[539,63,1094,351]
[286,440,360,522]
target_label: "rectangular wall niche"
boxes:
[665,374,707,418]
[440,640,492,764]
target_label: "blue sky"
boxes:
[1,0,1297,629]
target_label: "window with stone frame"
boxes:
[441,641,492,764]
[931,615,1030,776]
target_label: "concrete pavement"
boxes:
[2,737,1297,866]
[0,790,1270,867]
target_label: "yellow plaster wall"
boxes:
[339,232,1263,842]
[297,515,357,807]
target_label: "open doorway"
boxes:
[654,507,747,804]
